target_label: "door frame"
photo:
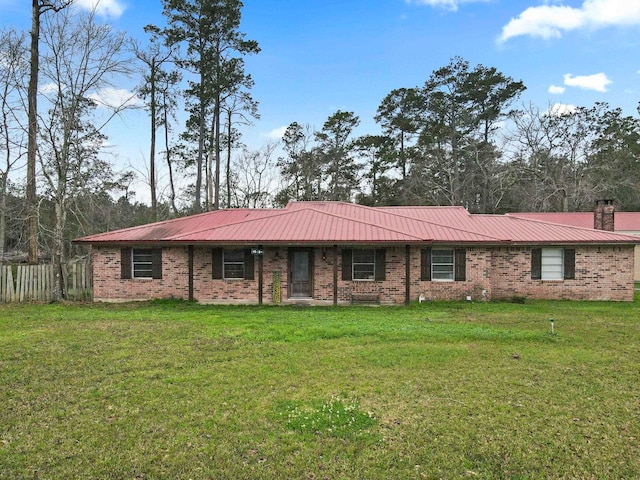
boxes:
[288,247,314,298]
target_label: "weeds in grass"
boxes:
[279,395,377,437]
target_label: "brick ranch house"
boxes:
[74,201,638,304]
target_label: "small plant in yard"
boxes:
[280,394,377,436]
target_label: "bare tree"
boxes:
[27,0,73,264]
[38,7,133,299]
[0,29,28,260]
[221,90,258,207]
[158,69,182,216]
[505,103,597,212]
[232,142,278,208]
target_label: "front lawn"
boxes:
[1,299,638,479]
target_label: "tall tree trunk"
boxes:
[194,81,205,213]
[450,106,460,206]
[50,122,71,301]
[52,190,66,301]
[400,132,406,180]
[149,60,157,220]
[214,93,221,210]
[1,82,11,261]
[27,0,40,264]
[226,109,232,208]
[207,116,215,210]
[0,173,6,261]
[163,102,178,216]
[372,169,378,206]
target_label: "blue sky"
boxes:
[2,0,640,199]
[244,0,640,140]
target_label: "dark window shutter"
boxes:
[121,248,132,279]
[244,249,255,280]
[375,249,386,281]
[454,248,466,281]
[212,248,223,279]
[342,248,352,281]
[531,248,542,280]
[564,249,575,280]
[421,248,431,281]
[151,248,163,279]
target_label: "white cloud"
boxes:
[546,103,578,116]
[265,126,288,140]
[39,82,63,95]
[563,72,612,92]
[406,0,488,12]
[88,87,141,109]
[74,0,126,17]
[548,85,566,94]
[499,0,640,42]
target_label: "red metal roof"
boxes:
[507,211,640,232]
[74,201,639,245]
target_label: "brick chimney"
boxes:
[594,199,615,231]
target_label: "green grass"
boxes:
[1,299,639,479]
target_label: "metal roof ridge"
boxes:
[335,202,503,241]
[377,205,468,210]
[169,204,425,242]
[167,208,292,240]
[74,207,276,241]
[497,215,640,241]
[504,212,591,222]
[285,200,353,209]
[284,206,426,241]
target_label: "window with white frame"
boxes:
[352,249,375,280]
[132,248,153,278]
[431,248,454,281]
[223,249,245,279]
[541,248,563,280]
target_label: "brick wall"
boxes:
[410,247,493,302]
[193,248,258,303]
[331,247,408,303]
[92,246,189,301]
[92,244,634,303]
[490,245,634,301]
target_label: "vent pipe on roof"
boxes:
[594,199,615,231]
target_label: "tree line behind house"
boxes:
[2,1,640,298]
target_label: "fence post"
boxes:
[8,266,15,301]
[0,266,5,302]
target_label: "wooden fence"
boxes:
[0,260,92,302]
